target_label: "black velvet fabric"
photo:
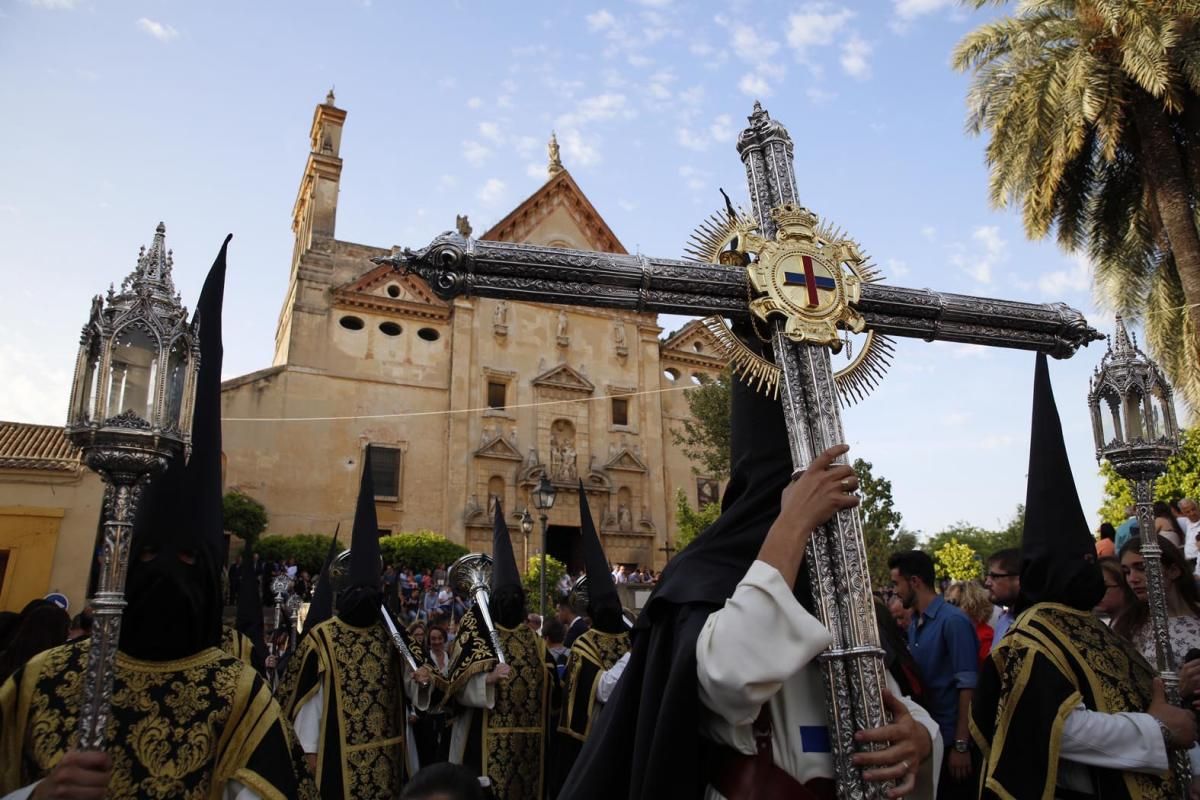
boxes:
[337,448,383,628]
[303,528,340,636]
[235,546,267,671]
[489,503,526,629]
[1017,354,1106,614]
[577,482,624,634]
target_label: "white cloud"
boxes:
[634,0,672,6]
[462,140,491,166]
[920,225,937,242]
[558,128,599,166]
[627,53,654,68]
[729,22,780,65]
[944,410,972,427]
[587,9,615,31]
[892,0,955,22]
[466,97,483,109]
[0,334,71,424]
[1038,253,1093,295]
[679,85,704,109]
[739,72,771,97]
[840,35,872,79]
[886,258,910,279]
[950,225,1006,284]
[514,135,539,156]
[786,5,854,53]
[677,127,709,151]
[136,17,179,42]
[618,199,638,212]
[477,178,507,206]
[558,93,628,128]
[478,121,502,143]
[526,163,547,179]
[710,114,734,142]
[30,0,77,8]
[679,165,709,191]
[437,174,459,192]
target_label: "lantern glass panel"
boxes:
[75,339,101,424]
[1148,385,1170,441]
[1122,388,1146,442]
[165,339,188,428]
[108,325,158,421]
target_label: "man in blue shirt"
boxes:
[891,549,979,800]
[1115,504,1140,552]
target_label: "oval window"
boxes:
[663,368,679,381]
[379,322,402,337]
[339,315,364,331]
[386,284,401,298]
[417,327,441,342]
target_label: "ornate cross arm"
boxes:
[374,233,1102,358]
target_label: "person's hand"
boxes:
[415,666,432,686]
[851,690,932,799]
[485,664,512,685]
[31,750,111,800]
[1180,660,1200,700]
[947,749,971,782]
[265,655,277,670]
[773,444,860,542]
[1149,678,1197,749]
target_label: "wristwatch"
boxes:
[953,738,970,753]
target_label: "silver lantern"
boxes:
[64,221,200,751]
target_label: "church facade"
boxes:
[220,93,726,571]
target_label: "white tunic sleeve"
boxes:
[597,652,630,704]
[696,560,833,727]
[1059,705,1167,772]
[294,687,323,754]
[455,671,495,710]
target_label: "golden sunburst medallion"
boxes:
[683,203,894,405]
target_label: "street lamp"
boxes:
[531,475,556,618]
[1088,315,1187,790]
[64,222,200,750]
[519,508,534,576]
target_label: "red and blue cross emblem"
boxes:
[783,255,836,308]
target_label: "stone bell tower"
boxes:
[274,89,346,366]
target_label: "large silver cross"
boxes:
[378,103,1100,799]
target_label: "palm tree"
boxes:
[953,1,1200,417]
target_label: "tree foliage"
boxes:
[255,533,335,575]
[954,1,1200,419]
[855,459,914,589]
[223,491,268,547]
[674,488,722,553]
[925,505,1025,565]
[934,539,984,582]
[1099,427,1200,524]
[523,555,567,617]
[671,369,732,479]
[380,532,468,573]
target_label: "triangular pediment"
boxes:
[605,447,647,473]
[332,265,451,319]
[482,170,626,254]
[532,363,595,394]
[660,319,723,358]
[475,435,523,461]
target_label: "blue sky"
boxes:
[0,0,1133,537]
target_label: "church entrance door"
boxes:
[545,525,582,577]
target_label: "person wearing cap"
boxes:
[971,354,1200,799]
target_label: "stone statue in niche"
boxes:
[617,502,633,532]
[493,300,508,337]
[549,434,561,478]
[556,310,569,346]
[560,440,577,480]
[508,427,519,449]
[613,322,628,357]
[456,214,473,237]
[487,491,500,517]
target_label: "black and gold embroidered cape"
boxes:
[0,639,316,800]
[446,609,557,800]
[278,615,415,799]
[551,628,629,795]
[221,624,257,669]
[970,603,1176,800]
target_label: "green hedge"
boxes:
[250,530,467,576]
[380,531,468,573]
[523,555,567,617]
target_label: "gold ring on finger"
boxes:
[840,478,853,490]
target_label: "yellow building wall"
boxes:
[0,469,103,613]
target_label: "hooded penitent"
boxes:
[235,544,267,670]
[1017,353,1106,613]
[302,525,340,636]
[119,235,231,662]
[489,501,526,629]
[337,449,383,628]
[577,482,625,634]
[561,327,806,800]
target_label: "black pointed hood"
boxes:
[645,327,808,614]
[489,500,525,628]
[578,482,623,632]
[235,544,267,669]
[1018,353,1105,612]
[337,449,383,627]
[121,234,231,660]
[303,525,339,636]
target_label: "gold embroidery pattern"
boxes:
[560,629,628,741]
[995,605,1172,799]
[484,624,549,800]
[19,642,252,799]
[443,608,499,700]
[315,618,406,800]
[220,625,255,668]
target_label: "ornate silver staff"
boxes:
[269,574,292,690]
[1088,317,1190,792]
[381,605,421,672]
[64,223,200,750]
[449,553,506,664]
